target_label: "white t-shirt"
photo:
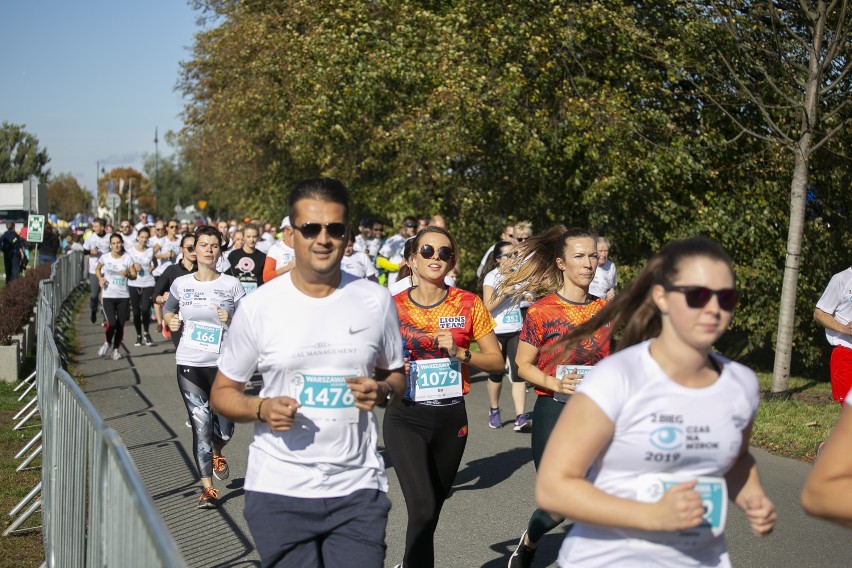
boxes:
[83,232,111,274]
[97,253,134,299]
[558,340,759,568]
[589,260,617,299]
[266,241,295,270]
[388,275,413,296]
[341,251,377,279]
[217,271,404,499]
[477,243,496,278]
[120,232,137,251]
[378,234,407,286]
[483,268,523,335]
[816,267,852,349]
[256,232,276,254]
[127,247,156,288]
[165,273,246,367]
[152,236,181,277]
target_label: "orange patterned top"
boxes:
[394,286,495,400]
[519,292,611,397]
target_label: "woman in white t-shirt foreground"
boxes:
[536,236,776,568]
[164,225,246,509]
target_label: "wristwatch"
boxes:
[377,382,395,408]
[462,349,472,364]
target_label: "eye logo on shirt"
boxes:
[649,426,685,451]
[439,316,466,329]
[183,291,194,301]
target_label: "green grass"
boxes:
[751,373,841,462]
[0,364,45,568]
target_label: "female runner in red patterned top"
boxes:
[384,226,503,568]
[498,226,611,568]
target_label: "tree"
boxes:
[47,174,92,220]
[671,1,851,392]
[98,167,151,221]
[142,131,202,220]
[0,121,51,183]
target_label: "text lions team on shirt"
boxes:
[438,316,467,329]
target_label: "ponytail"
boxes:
[496,226,597,301]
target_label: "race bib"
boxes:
[111,276,127,287]
[184,321,224,353]
[635,474,728,546]
[241,281,258,295]
[501,308,522,325]
[287,370,359,423]
[410,358,463,402]
[553,365,594,403]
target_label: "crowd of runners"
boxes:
[72,177,852,568]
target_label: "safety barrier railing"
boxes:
[4,251,185,567]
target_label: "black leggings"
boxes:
[383,401,468,568]
[102,298,129,349]
[488,332,521,383]
[527,395,567,543]
[128,286,153,335]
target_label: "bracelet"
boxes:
[256,397,267,422]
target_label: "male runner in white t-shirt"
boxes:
[212,178,406,568]
[82,218,112,324]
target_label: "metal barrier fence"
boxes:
[5,251,185,567]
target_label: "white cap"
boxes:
[280,216,291,229]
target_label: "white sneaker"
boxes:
[111,349,122,360]
[97,342,110,357]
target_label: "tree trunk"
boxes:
[771,146,810,393]
[771,1,825,393]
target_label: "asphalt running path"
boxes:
[74,306,852,567]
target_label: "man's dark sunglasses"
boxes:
[295,222,348,240]
[419,244,454,262]
[403,223,417,229]
[663,285,739,311]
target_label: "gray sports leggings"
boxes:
[177,365,234,478]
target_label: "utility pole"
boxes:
[154,126,159,216]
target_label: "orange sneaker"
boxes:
[197,487,219,509]
[212,455,230,480]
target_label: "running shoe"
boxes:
[508,531,536,568]
[489,408,502,429]
[111,349,122,361]
[144,333,154,346]
[197,487,219,509]
[97,342,110,358]
[212,455,230,480]
[513,413,531,433]
[90,309,97,324]
[134,335,143,347]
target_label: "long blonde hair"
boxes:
[496,226,597,302]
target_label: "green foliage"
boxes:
[0,122,51,183]
[177,0,852,374]
[47,174,91,221]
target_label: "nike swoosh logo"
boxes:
[349,327,369,334]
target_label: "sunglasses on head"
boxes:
[294,222,348,240]
[663,285,739,311]
[516,237,529,242]
[419,244,454,262]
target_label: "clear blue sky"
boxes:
[0,0,200,195]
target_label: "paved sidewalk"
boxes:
[74,305,852,567]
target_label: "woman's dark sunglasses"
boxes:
[663,285,739,311]
[295,222,348,240]
[419,244,454,262]
[184,246,196,253]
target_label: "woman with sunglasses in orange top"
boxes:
[384,226,503,568]
[533,237,775,568]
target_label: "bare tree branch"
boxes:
[820,60,852,94]
[810,117,851,153]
